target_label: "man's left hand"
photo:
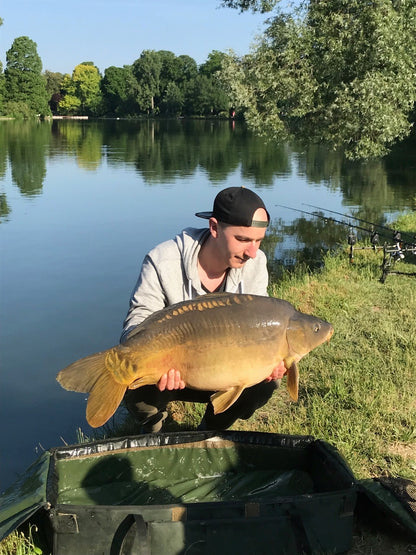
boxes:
[157,368,186,391]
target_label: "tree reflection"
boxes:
[0,193,10,222]
[268,216,348,276]
[5,120,49,196]
[293,138,415,215]
[0,119,414,219]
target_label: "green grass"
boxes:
[0,526,41,555]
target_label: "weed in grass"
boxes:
[0,526,42,555]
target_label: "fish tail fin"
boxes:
[286,361,299,401]
[57,349,127,428]
[57,351,109,393]
[86,372,126,428]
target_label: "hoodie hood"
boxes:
[174,227,259,296]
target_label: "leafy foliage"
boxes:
[101,65,139,115]
[4,36,51,117]
[220,0,279,13]
[220,0,416,159]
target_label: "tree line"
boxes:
[0,34,231,119]
[1,1,416,159]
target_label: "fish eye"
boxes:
[314,323,321,332]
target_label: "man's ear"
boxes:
[209,217,219,238]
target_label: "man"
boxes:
[121,186,286,432]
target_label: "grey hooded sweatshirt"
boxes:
[120,227,269,343]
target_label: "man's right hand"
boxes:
[157,368,186,391]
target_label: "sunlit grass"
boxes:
[0,526,41,555]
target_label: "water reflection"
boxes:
[0,119,414,208]
[5,121,49,197]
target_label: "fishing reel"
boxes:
[348,228,356,263]
[347,229,357,246]
[370,231,379,248]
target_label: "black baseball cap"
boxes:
[195,187,270,228]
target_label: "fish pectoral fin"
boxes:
[286,361,299,402]
[210,386,245,414]
[86,371,127,428]
[128,375,157,389]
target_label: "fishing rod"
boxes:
[302,203,415,245]
[276,204,416,274]
[276,203,383,263]
[276,204,380,237]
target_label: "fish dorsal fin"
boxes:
[286,361,299,401]
[86,371,126,428]
[210,386,245,414]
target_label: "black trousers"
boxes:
[124,380,280,432]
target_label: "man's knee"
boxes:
[124,387,169,433]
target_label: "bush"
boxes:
[3,101,34,119]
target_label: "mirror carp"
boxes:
[57,293,333,427]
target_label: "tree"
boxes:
[72,63,103,115]
[0,61,5,115]
[44,70,65,114]
[220,0,416,159]
[58,63,103,115]
[44,70,64,97]
[133,50,163,113]
[303,0,416,158]
[101,65,139,115]
[0,18,4,113]
[184,74,229,116]
[199,50,228,77]
[177,55,198,82]
[161,82,184,115]
[58,74,81,114]
[4,36,50,117]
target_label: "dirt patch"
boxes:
[387,442,416,463]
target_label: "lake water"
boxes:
[0,119,414,492]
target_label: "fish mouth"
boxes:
[327,327,335,341]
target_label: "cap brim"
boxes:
[195,211,213,220]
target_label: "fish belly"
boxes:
[128,329,286,392]
[123,294,291,391]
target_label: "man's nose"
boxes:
[244,241,259,258]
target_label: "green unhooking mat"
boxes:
[1,431,358,554]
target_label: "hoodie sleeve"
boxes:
[120,254,167,343]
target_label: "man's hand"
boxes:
[264,360,287,382]
[157,368,186,391]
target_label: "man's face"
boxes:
[210,208,268,269]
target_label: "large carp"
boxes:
[57,293,333,428]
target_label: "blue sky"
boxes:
[0,0,270,75]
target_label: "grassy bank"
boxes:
[173,212,416,482]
